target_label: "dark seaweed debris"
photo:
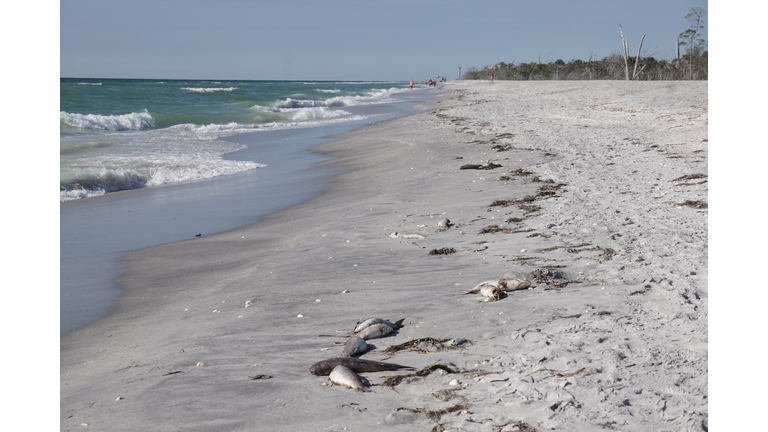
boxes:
[384,364,456,388]
[678,200,708,209]
[479,224,512,234]
[397,402,467,421]
[383,337,453,355]
[429,247,457,255]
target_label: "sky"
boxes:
[60,0,708,81]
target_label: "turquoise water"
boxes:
[60,79,412,201]
[60,78,427,334]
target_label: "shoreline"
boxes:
[61,81,707,431]
[59,92,429,334]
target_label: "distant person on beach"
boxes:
[491,70,495,82]
[410,80,414,91]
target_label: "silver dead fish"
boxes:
[328,365,366,390]
[353,317,405,334]
[341,336,372,357]
[479,284,503,300]
[465,279,507,294]
[357,323,393,340]
[505,279,531,291]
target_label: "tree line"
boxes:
[461,7,707,81]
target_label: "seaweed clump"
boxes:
[429,247,457,255]
[384,364,456,389]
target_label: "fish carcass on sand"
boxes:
[356,323,393,340]
[353,317,405,334]
[505,279,531,291]
[309,357,414,376]
[341,336,371,357]
[328,365,366,390]
[465,279,506,294]
[479,284,503,300]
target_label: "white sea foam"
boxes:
[181,87,238,92]
[289,107,351,121]
[60,159,264,202]
[60,110,156,131]
[317,89,341,93]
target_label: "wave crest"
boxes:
[60,110,156,131]
[60,160,264,202]
[181,87,238,92]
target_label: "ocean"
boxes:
[60,78,419,201]
[60,78,427,333]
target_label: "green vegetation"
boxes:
[462,8,706,81]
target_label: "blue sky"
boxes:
[60,0,708,81]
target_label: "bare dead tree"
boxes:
[632,35,646,79]
[617,24,646,80]
[458,64,462,80]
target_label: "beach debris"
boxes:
[341,336,372,357]
[382,363,456,388]
[437,218,451,229]
[465,278,530,294]
[465,279,508,294]
[353,317,405,334]
[429,247,457,255]
[357,323,394,340]
[397,402,468,421]
[328,365,366,390]
[479,224,512,234]
[488,195,535,208]
[309,357,414,376]
[196,362,205,367]
[531,268,566,285]
[389,232,426,240]
[460,161,503,170]
[677,200,708,209]
[506,279,532,291]
[479,285,504,300]
[248,374,272,380]
[383,337,455,354]
[630,284,652,295]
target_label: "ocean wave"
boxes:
[289,107,351,121]
[181,87,238,92]
[60,110,156,131]
[77,82,102,86]
[60,160,264,202]
[317,89,341,93]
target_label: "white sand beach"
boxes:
[61,81,708,431]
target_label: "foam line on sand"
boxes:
[61,80,708,431]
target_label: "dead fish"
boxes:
[328,365,366,390]
[479,285,503,300]
[389,232,426,240]
[341,336,371,357]
[309,357,414,376]
[465,279,506,294]
[357,323,393,340]
[353,317,405,334]
[437,218,451,229]
[505,279,531,291]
